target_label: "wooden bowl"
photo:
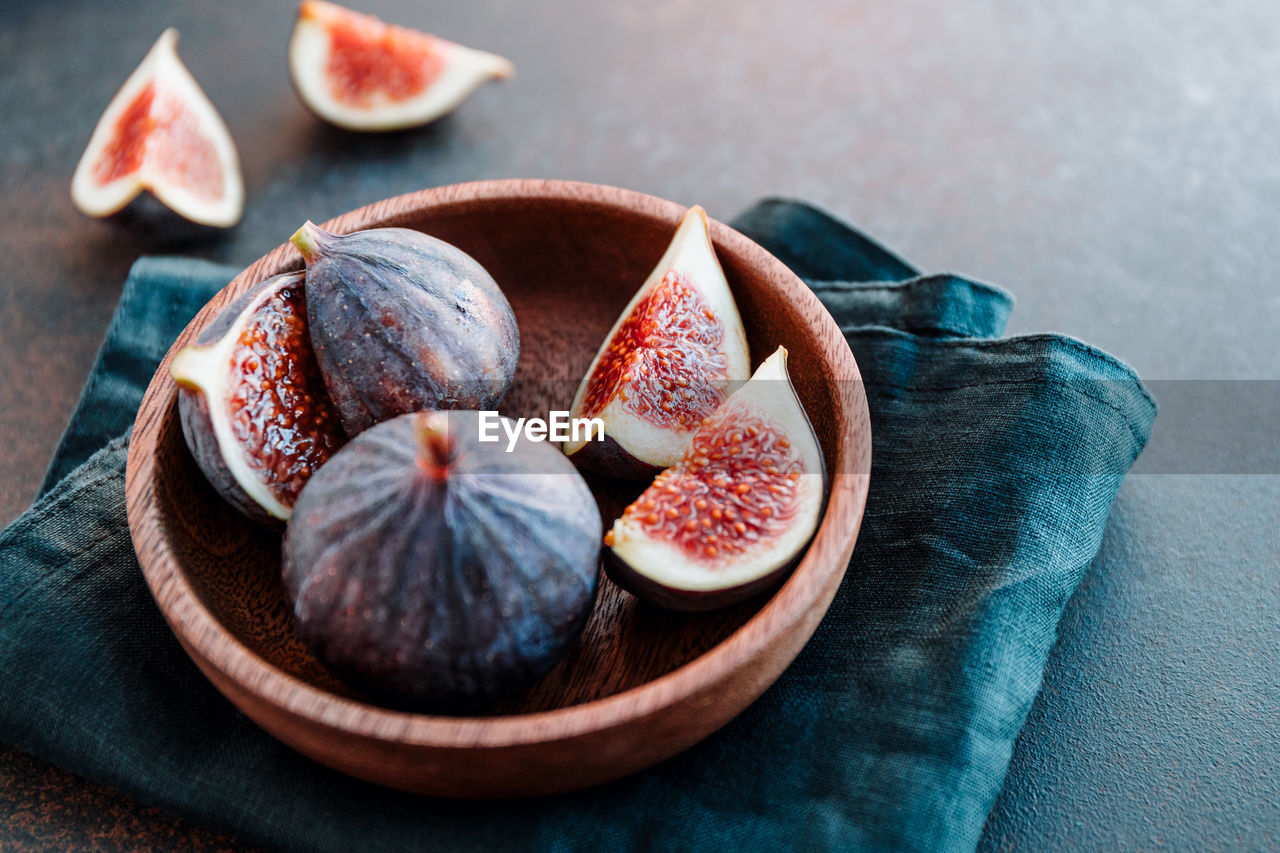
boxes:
[126,179,871,798]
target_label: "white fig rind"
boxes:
[288,0,514,132]
[71,29,243,227]
[607,347,825,597]
[564,205,751,468]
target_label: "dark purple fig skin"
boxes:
[176,272,308,527]
[292,223,520,436]
[565,432,663,481]
[178,387,281,526]
[282,410,601,713]
[604,549,801,612]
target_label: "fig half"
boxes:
[171,272,345,524]
[291,221,520,436]
[283,410,601,712]
[71,29,244,227]
[288,0,514,131]
[604,346,825,611]
[564,205,750,478]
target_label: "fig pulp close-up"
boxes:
[283,410,602,712]
[291,221,520,436]
[563,205,751,478]
[170,272,345,524]
[288,0,514,131]
[604,346,826,611]
[70,28,244,227]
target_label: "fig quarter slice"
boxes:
[564,205,751,478]
[171,272,344,523]
[604,346,826,611]
[71,29,244,227]
[289,0,514,131]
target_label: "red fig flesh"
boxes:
[564,206,750,478]
[604,347,825,610]
[71,29,243,227]
[171,272,344,523]
[288,0,514,131]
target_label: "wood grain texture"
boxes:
[125,179,871,798]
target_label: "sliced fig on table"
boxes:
[290,221,520,436]
[71,29,244,227]
[283,410,601,712]
[288,0,514,131]
[564,205,751,478]
[170,272,345,524]
[604,346,826,611]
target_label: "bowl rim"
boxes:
[126,178,871,750]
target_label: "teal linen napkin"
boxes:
[0,200,1155,852]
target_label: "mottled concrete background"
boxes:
[1,0,1276,849]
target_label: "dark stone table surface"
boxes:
[2,0,1276,849]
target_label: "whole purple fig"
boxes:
[282,410,600,712]
[290,222,520,436]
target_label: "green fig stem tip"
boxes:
[290,220,330,263]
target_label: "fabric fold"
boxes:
[731,197,919,282]
[809,275,1013,340]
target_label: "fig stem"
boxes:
[414,412,455,481]
[290,221,333,263]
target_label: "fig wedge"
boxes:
[564,205,750,478]
[71,29,244,227]
[171,272,344,523]
[604,346,825,610]
[289,0,514,131]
